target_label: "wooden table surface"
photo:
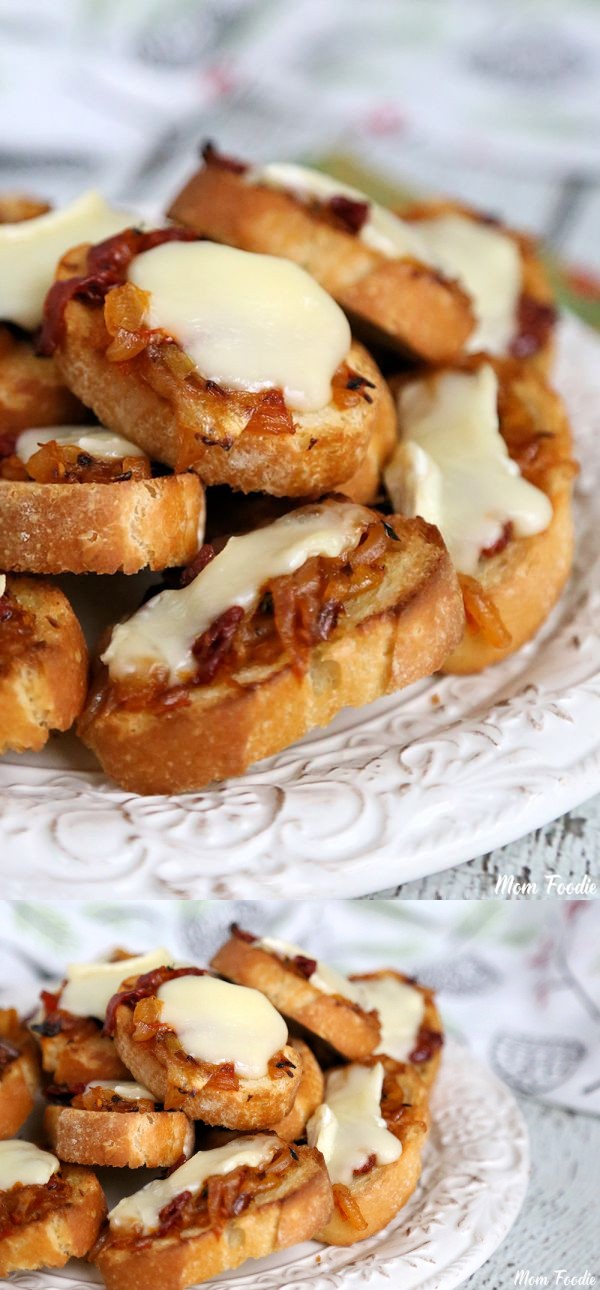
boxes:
[467,1097,599,1286]
[372,793,600,899]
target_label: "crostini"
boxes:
[349,970,444,1087]
[42,226,396,497]
[44,1078,195,1169]
[0,190,135,435]
[307,1060,429,1245]
[0,424,204,574]
[0,574,88,754]
[78,499,464,794]
[168,145,474,363]
[32,948,173,1084]
[93,1135,333,1290]
[384,356,576,672]
[0,1009,40,1138]
[107,965,303,1129]
[0,1139,106,1276]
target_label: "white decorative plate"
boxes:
[8,1040,530,1290]
[1,314,599,896]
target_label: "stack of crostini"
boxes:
[0,150,576,793]
[0,932,442,1287]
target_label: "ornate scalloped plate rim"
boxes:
[0,313,599,896]
[7,1040,531,1290]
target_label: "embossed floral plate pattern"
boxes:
[8,1041,530,1290]
[1,315,599,895]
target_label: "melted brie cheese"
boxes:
[84,1080,155,1102]
[0,1140,59,1191]
[128,239,351,413]
[307,1063,400,1186]
[356,976,425,1063]
[385,364,552,575]
[102,501,370,683]
[255,936,362,1000]
[249,163,522,353]
[414,215,521,354]
[0,190,137,330]
[59,948,172,1020]
[157,974,287,1079]
[15,425,146,465]
[109,1135,279,1233]
[0,575,5,599]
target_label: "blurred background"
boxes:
[1,0,599,325]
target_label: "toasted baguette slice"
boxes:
[350,970,444,1088]
[387,357,575,673]
[44,1095,195,1169]
[111,984,303,1130]
[0,326,87,434]
[400,197,556,371]
[93,1140,332,1290]
[79,509,464,794]
[0,471,204,574]
[167,153,474,363]
[212,931,380,1061]
[315,1062,429,1245]
[51,239,396,497]
[0,1010,41,1138]
[202,1038,325,1149]
[0,1162,106,1276]
[33,1005,129,1085]
[0,575,88,754]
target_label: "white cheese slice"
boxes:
[109,1134,279,1233]
[0,190,137,330]
[0,1140,59,1191]
[307,1063,400,1186]
[248,163,522,353]
[15,425,146,465]
[59,947,173,1020]
[157,974,288,1079]
[385,364,552,575]
[84,1079,155,1102]
[414,215,521,354]
[102,500,371,684]
[356,976,426,1064]
[128,239,351,414]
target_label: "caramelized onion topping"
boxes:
[510,295,557,359]
[459,574,512,649]
[332,1183,368,1230]
[103,965,206,1037]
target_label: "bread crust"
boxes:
[349,971,444,1088]
[316,1063,429,1245]
[0,325,87,434]
[36,1027,128,1085]
[335,383,396,502]
[168,164,474,363]
[211,936,380,1061]
[44,1102,195,1168]
[0,472,205,574]
[79,514,465,794]
[201,1038,325,1148]
[0,1163,106,1276]
[0,1011,41,1138]
[112,1000,303,1129]
[0,575,88,754]
[439,360,575,672]
[93,1142,332,1290]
